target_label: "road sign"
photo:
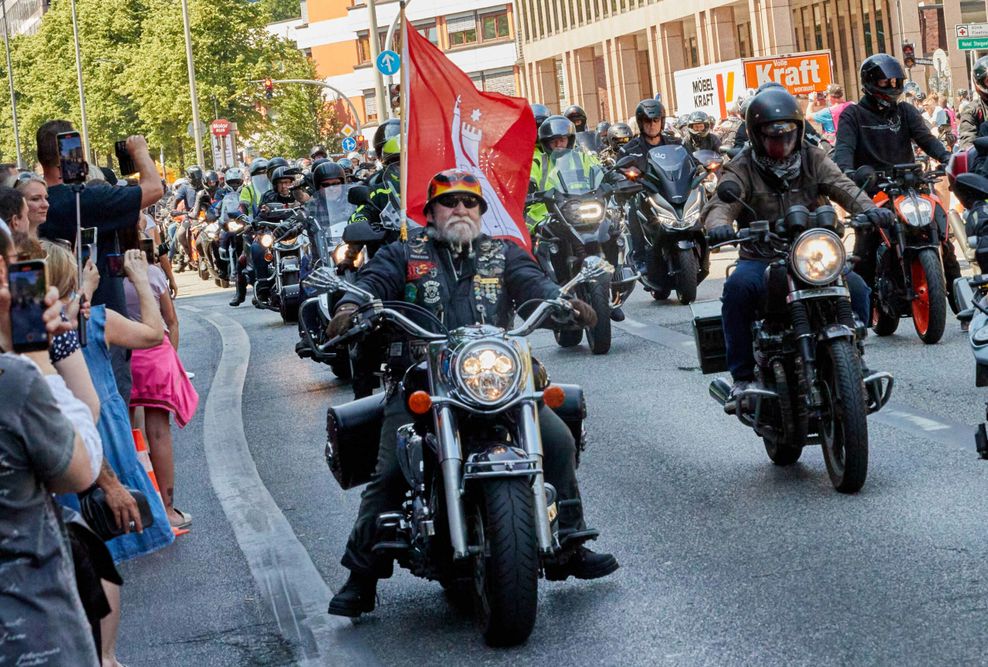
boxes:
[957,23,988,49]
[376,49,401,76]
[210,118,231,137]
[187,121,207,138]
[342,137,357,152]
[914,58,934,66]
[959,37,988,50]
[341,124,354,138]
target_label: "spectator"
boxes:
[957,89,972,116]
[0,237,100,666]
[14,173,49,234]
[0,186,29,233]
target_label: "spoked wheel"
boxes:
[585,279,612,355]
[911,249,946,344]
[471,480,538,647]
[674,248,699,305]
[818,339,869,493]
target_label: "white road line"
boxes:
[194,308,378,667]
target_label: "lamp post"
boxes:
[1,0,22,168]
[69,0,90,161]
[367,0,389,121]
[180,0,205,167]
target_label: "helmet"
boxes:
[595,121,611,135]
[607,123,633,150]
[373,119,401,157]
[266,157,289,182]
[686,111,711,138]
[756,81,786,94]
[224,167,244,190]
[366,148,378,161]
[248,157,268,176]
[745,88,804,160]
[185,165,203,188]
[336,158,354,175]
[310,144,327,159]
[634,99,666,137]
[531,103,551,130]
[860,54,906,111]
[424,168,487,215]
[974,56,988,103]
[313,161,347,188]
[270,165,299,186]
[563,104,587,131]
[203,170,219,189]
[311,157,329,171]
[381,135,401,165]
[537,115,576,153]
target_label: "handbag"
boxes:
[78,485,155,541]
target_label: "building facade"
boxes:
[516,0,988,123]
[268,0,523,141]
[0,0,49,38]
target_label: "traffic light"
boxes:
[903,42,915,69]
[389,84,400,111]
[264,78,274,100]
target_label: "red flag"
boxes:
[404,24,535,251]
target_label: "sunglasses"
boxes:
[435,194,481,209]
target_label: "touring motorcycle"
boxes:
[252,204,306,324]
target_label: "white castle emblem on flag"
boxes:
[451,96,524,242]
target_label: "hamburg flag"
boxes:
[404,23,535,251]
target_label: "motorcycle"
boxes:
[318,257,610,646]
[530,149,641,354]
[953,270,988,459]
[946,136,988,269]
[695,180,893,493]
[252,204,306,324]
[632,146,721,304]
[865,162,950,344]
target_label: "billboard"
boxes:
[673,59,745,118]
[742,50,834,96]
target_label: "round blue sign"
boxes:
[376,50,401,76]
[341,136,357,152]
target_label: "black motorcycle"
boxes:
[320,258,610,646]
[632,146,721,304]
[252,204,306,324]
[695,181,893,493]
[531,149,641,354]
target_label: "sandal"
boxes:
[170,508,192,530]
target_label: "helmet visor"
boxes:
[251,174,271,195]
[758,122,799,159]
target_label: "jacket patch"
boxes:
[407,260,437,281]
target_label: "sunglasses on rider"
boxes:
[435,194,481,210]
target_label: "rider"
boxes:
[239,157,270,220]
[172,165,204,269]
[702,87,893,402]
[191,170,221,221]
[599,122,633,166]
[682,111,722,154]
[526,115,599,231]
[595,120,612,149]
[958,55,988,149]
[564,104,588,132]
[324,168,618,618]
[310,144,328,161]
[217,167,244,285]
[831,54,959,306]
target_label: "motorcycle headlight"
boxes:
[332,242,350,265]
[454,341,522,405]
[648,196,691,230]
[260,233,274,248]
[205,222,219,234]
[791,229,845,286]
[563,200,605,226]
[897,198,933,227]
[227,220,243,233]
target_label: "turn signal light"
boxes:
[264,250,273,262]
[543,385,565,409]
[408,390,432,415]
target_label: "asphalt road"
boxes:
[115,257,988,666]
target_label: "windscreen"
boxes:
[646,145,694,204]
[549,149,604,195]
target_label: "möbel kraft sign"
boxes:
[742,50,833,96]
[673,59,744,118]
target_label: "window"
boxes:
[448,6,511,48]
[415,20,438,45]
[363,89,378,122]
[481,9,510,41]
[357,29,390,64]
[448,13,478,47]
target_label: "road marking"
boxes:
[614,315,695,351]
[194,308,378,667]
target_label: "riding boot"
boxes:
[327,571,377,617]
[229,274,247,307]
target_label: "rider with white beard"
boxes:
[324,168,618,618]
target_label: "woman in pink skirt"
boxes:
[124,226,198,530]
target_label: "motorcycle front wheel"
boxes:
[911,248,946,344]
[674,248,699,305]
[279,298,300,324]
[584,279,611,355]
[819,339,869,493]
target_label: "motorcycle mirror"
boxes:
[716,180,743,203]
[975,137,988,157]
[341,221,385,244]
[347,185,373,207]
[614,155,636,169]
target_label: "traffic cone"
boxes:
[133,428,189,537]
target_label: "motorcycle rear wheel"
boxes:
[554,327,583,347]
[585,279,611,355]
[279,299,299,324]
[674,248,699,305]
[911,248,946,344]
[819,339,869,493]
[871,299,899,336]
[475,479,538,647]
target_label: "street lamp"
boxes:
[1,0,22,168]
[180,0,205,168]
[69,0,91,161]
[367,0,389,121]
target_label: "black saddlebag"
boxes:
[690,299,727,374]
[325,393,386,489]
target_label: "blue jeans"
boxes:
[721,259,870,381]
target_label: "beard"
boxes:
[437,214,481,247]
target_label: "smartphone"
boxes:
[140,238,155,265]
[56,131,88,185]
[8,260,48,352]
[106,253,125,278]
[80,227,97,265]
[115,140,137,177]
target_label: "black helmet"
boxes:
[310,144,327,159]
[607,123,633,150]
[203,170,219,189]
[595,120,611,135]
[635,99,666,137]
[336,158,354,175]
[756,81,786,94]
[270,165,299,186]
[311,157,330,171]
[974,56,988,104]
[185,165,203,188]
[537,115,576,153]
[745,88,804,161]
[860,54,906,111]
[531,103,551,130]
[686,111,711,138]
[266,157,288,182]
[313,161,347,188]
[372,119,401,157]
[563,104,587,131]
[248,157,268,176]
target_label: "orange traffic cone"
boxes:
[133,429,188,537]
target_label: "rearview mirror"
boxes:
[716,180,743,204]
[614,155,636,169]
[347,185,373,207]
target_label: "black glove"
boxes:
[326,304,358,338]
[570,298,597,328]
[707,224,736,245]
[864,207,896,230]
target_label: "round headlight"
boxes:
[260,233,274,248]
[455,341,522,405]
[897,198,933,227]
[228,220,243,233]
[332,242,350,265]
[791,229,845,286]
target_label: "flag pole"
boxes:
[398,0,408,241]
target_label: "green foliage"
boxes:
[0,0,337,170]
[260,0,302,23]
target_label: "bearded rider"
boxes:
[831,54,960,308]
[324,169,619,618]
[702,87,891,405]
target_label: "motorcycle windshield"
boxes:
[221,192,241,220]
[646,145,694,205]
[549,149,604,196]
[574,131,600,154]
[307,184,358,260]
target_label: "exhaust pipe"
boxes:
[709,377,731,406]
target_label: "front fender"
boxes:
[676,239,695,250]
[818,323,856,342]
